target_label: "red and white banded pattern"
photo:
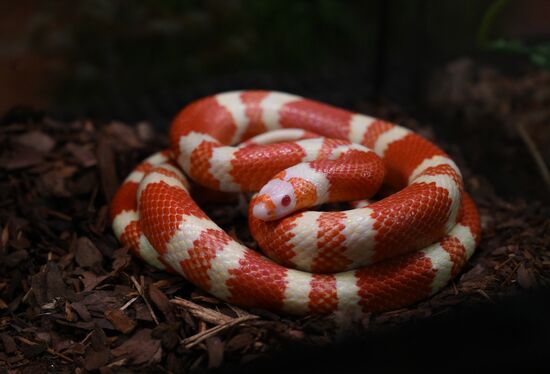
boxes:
[111,91,481,315]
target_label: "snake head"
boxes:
[252,179,296,221]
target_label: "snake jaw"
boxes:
[251,197,275,220]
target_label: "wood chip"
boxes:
[0,333,17,354]
[15,131,56,153]
[130,276,159,325]
[71,302,92,321]
[225,332,255,352]
[149,283,175,322]
[517,264,538,289]
[111,329,161,365]
[96,134,119,202]
[75,237,103,269]
[181,315,258,349]
[16,336,73,363]
[206,336,224,368]
[105,309,137,334]
[170,297,234,325]
[66,142,97,167]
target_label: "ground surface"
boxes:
[0,62,549,373]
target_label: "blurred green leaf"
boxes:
[489,39,550,70]
[478,0,550,71]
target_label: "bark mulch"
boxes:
[0,68,549,373]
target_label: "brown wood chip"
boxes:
[111,329,161,365]
[75,237,104,269]
[517,264,538,289]
[105,309,137,334]
[206,336,224,368]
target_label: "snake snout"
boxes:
[251,194,276,221]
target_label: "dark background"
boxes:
[2,0,549,120]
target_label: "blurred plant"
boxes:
[490,39,550,71]
[477,0,550,71]
[477,0,550,191]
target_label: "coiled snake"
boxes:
[111,91,480,315]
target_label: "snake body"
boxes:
[111,91,480,315]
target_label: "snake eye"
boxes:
[281,195,291,207]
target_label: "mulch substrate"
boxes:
[1,69,549,373]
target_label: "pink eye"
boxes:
[281,195,291,207]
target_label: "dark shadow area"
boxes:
[227,289,550,373]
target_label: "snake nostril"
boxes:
[281,195,291,207]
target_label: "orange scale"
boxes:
[180,229,229,291]
[317,138,346,158]
[151,166,182,181]
[249,212,301,267]
[279,100,352,139]
[361,120,395,149]
[312,212,350,273]
[370,184,453,261]
[440,235,467,276]
[230,143,306,191]
[287,177,317,209]
[240,91,270,140]
[459,196,481,243]
[171,96,236,146]
[190,141,220,190]
[110,181,139,220]
[140,183,207,254]
[226,250,288,310]
[120,220,141,256]
[382,134,447,187]
[309,274,338,313]
[355,253,436,313]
